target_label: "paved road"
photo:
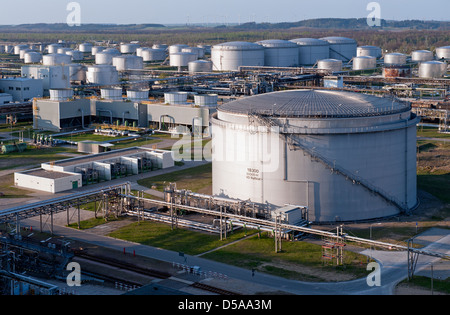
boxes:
[20,217,450,295]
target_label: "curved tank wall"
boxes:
[436,46,450,60]
[211,89,419,223]
[411,50,434,63]
[142,48,167,62]
[112,55,144,70]
[86,65,119,85]
[49,88,73,101]
[289,38,330,66]
[418,61,447,78]
[164,92,189,105]
[256,39,299,67]
[24,51,42,63]
[101,87,123,100]
[211,41,265,71]
[384,53,407,66]
[79,43,93,53]
[95,48,121,65]
[194,94,218,107]
[317,59,342,72]
[68,63,86,82]
[352,56,377,70]
[320,37,357,62]
[188,60,213,73]
[42,53,72,66]
[170,52,197,67]
[357,46,382,58]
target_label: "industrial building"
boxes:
[14,147,174,193]
[211,89,419,223]
[21,65,70,96]
[0,77,44,102]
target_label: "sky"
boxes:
[0,0,449,25]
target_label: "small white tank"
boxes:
[194,94,218,107]
[112,55,144,70]
[170,52,197,67]
[79,43,93,53]
[42,53,72,66]
[384,53,407,66]
[411,50,434,63]
[188,60,213,73]
[49,88,73,101]
[24,51,42,64]
[164,92,189,105]
[317,59,343,72]
[141,48,166,62]
[101,87,123,100]
[418,61,447,78]
[352,56,377,70]
[127,89,149,102]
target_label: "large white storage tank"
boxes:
[169,44,190,55]
[66,50,84,61]
[256,39,299,67]
[112,55,144,70]
[86,65,119,85]
[384,53,407,66]
[24,51,42,64]
[47,44,62,54]
[14,44,29,55]
[120,43,140,54]
[436,46,450,60]
[321,37,357,62]
[352,56,377,70]
[95,48,121,65]
[182,47,205,59]
[79,43,93,53]
[289,38,330,66]
[418,61,447,78]
[170,52,197,67]
[19,48,33,60]
[188,60,213,73]
[194,94,218,107]
[141,48,167,62]
[91,46,106,56]
[42,53,72,66]
[211,41,265,71]
[357,46,382,58]
[127,89,149,102]
[211,89,419,222]
[68,63,86,82]
[317,59,343,72]
[411,50,434,63]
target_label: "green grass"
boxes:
[417,126,450,139]
[401,276,450,294]
[417,168,450,203]
[137,163,212,193]
[108,221,253,256]
[55,133,129,143]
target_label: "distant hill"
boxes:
[226,18,450,30]
[0,23,166,33]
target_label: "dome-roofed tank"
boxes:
[211,89,419,222]
[411,50,434,63]
[384,53,407,66]
[352,56,377,70]
[317,59,343,72]
[357,46,382,58]
[418,60,447,78]
[256,39,299,67]
[320,36,357,62]
[289,38,330,66]
[211,41,265,71]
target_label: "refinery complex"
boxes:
[0,11,449,298]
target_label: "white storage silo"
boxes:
[68,63,86,82]
[120,43,140,54]
[211,89,419,222]
[411,50,434,63]
[66,50,84,61]
[164,92,189,105]
[321,37,357,62]
[95,48,121,65]
[57,48,72,55]
[211,41,265,71]
[188,60,213,73]
[289,38,330,66]
[153,44,168,50]
[256,39,299,67]
[101,87,123,100]
[384,53,407,66]
[169,44,190,55]
[47,44,62,54]
[86,65,119,85]
[418,61,447,78]
[435,46,450,60]
[127,89,149,102]
[42,53,72,66]
[352,56,377,70]
[182,47,205,59]
[198,45,211,54]
[141,48,167,62]
[79,43,93,53]
[194,94,218,107]
[112,55,144,70]
[317,59,343,72]
[14,44,29,55]
[91,46,106,56]
[170,52,197,67]
[49,88,73,101]
[357,46,382,58]
[24,51,42,64]
[19,48,33,60]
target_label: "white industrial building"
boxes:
[21,65,70,96]
[14,147,174,193]
[0,77,44,102]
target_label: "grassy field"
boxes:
[137,162,212,194]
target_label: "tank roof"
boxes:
[256,39,299,48]
[320,36,357,44]
[212,41,264,50]
[218,89,410,118]
[290,38,329,46]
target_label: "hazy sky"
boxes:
[0,0,449,25]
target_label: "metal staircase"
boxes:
[249,113,409,213]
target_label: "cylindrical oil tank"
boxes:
[188,60,213,73]
[68,63,86,82]
[112,55,144,70]
[352,56,377,70]
[256,39,299,67]
[57,47,72,55]
[164,92,189,105]
[383,65,411,78]
[435,46,450,60]
[19,48,33,59]
[47,44,62,54]
[66,50,84,61]
[120,43,140,54]
[182,47,205,59]
[357,46,382,58]
[91,46,106,56]
[411,50,434,63]
[153,44,168,50]
[211,41,265,71]
[418,61,447,78]
[211,89,419,222]
[136,47,149,57]
[24,51,42,64]
[79,43,93,53]
[14,44,29,55]
[198,45,211,54]
[384,53,407,66]
[95,48,121,65]
[42,53,72,66]
[289,38,330,66]
[49,88,73,101]
[86,65,119,85]
[317,59,342,72]
[194,94,218,107]
[127,89,149,102]
[141,48,166,62]
[169,44,190,55]
[170,52,197,67]
[101,87,123,100]
[320,37,357,62]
